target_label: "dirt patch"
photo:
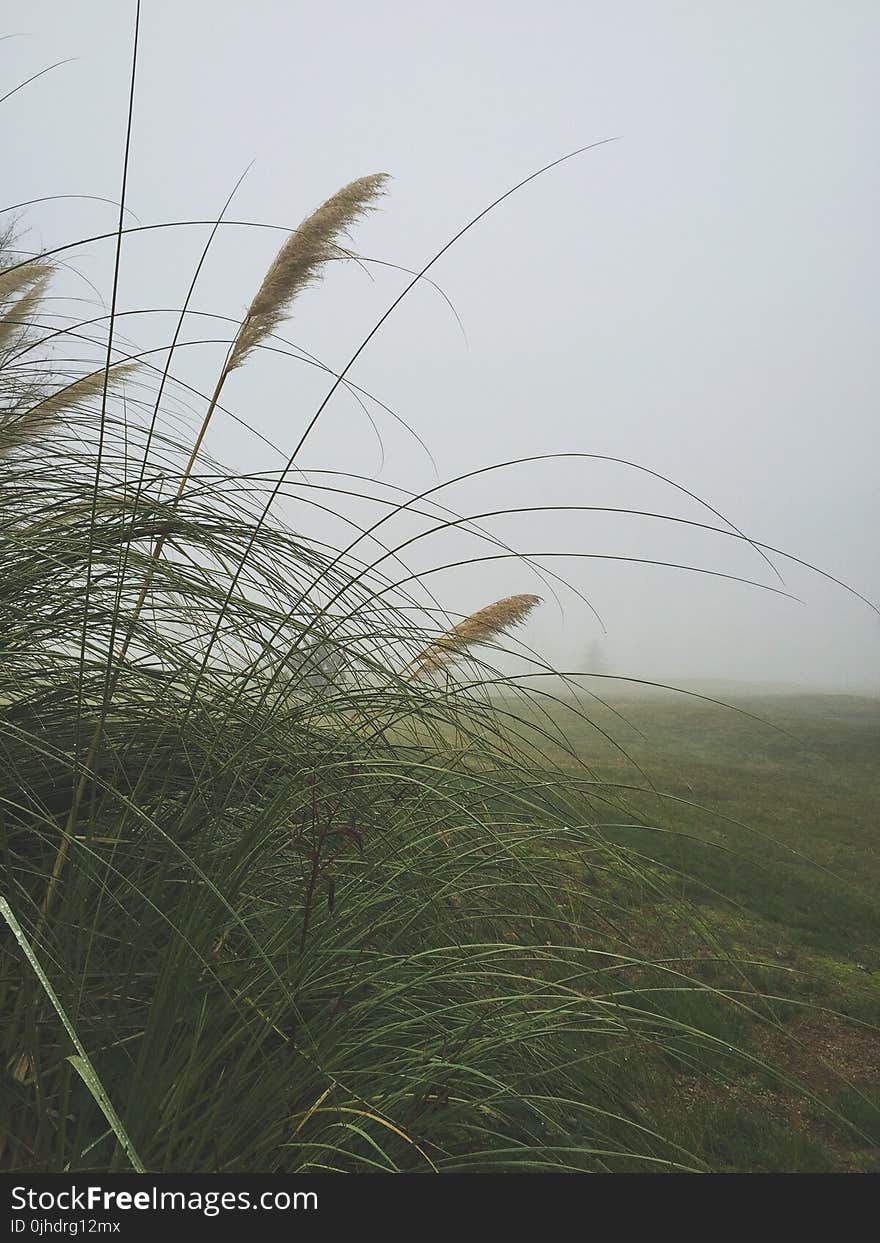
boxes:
[763,1015,880,1088]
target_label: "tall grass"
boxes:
[1,60,873,1173]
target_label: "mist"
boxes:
[5,0,878,693]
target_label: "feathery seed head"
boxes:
[0,261,52,301]
[0,271,51,353]
[409,593,542,679]
[227,173,389,372]
[0,362,138,459]
[33,362,139,419]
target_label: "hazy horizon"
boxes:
[4,1,878,694]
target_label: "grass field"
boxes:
[515,688,880,1170]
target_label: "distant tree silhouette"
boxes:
[582,638,609,676]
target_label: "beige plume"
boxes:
[227,173,388,373]
[0,272,50,352]
[408,593,542,679]
[0,261,52,303]
[0,363,138,458]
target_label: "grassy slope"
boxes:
[522,690,880,1171]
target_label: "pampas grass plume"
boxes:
[0,363,138,458]
[409,593,542,679]
[227,173,388,372]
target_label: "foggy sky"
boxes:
[4,1,879,692]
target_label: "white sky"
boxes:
[4,1,879,690]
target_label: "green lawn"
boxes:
[508,689,880,1170]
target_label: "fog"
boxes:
[4,1,878,692]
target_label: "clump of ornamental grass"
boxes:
[32,174,390,922]
[1,167,869,1177]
